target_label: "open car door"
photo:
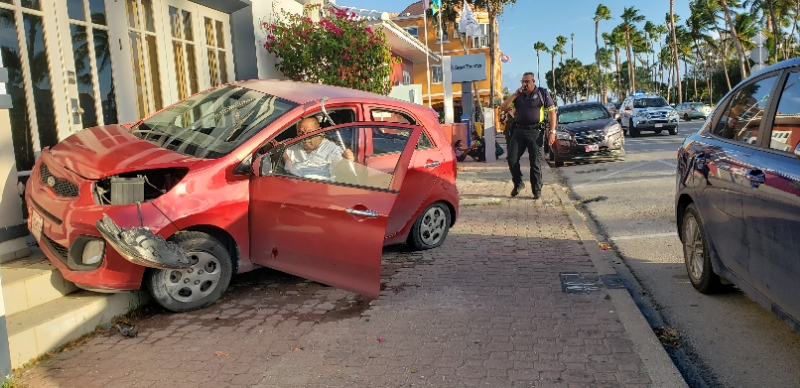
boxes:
[249,123,422,298]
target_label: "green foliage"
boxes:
[262,5,397,95]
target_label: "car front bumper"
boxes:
[25,154,179,291]
[632,119,679,130]
[554,131,625,161]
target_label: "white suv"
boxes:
[619,93,679,137]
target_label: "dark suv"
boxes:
[675,58,800,332]
[550,102,625,166]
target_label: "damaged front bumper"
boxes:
[96,214,193,270]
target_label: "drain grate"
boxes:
[559,273,603,294]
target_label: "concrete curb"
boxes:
[552,182,689,388]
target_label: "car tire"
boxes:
[408,202,451,250]
[684,113,691,121]
[682,204,722,294]
[669,126,678,135]
[553,151,564,167]
[628,121,639,138]
[145,231,233,312]
[655,130,662,134]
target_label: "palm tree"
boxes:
[594,4,613,102]
[669,3,683,103]
[550,43,560,97]
[643,21,657,88]
[597,47,614,100]
[555,35,568,64]
[621,7,645,93]
[604,30,626,101]
[687,0,715,103]
[720,0,749,78]
[534,41,548,82]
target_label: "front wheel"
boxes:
[669,126,678,135]
[146,232,233,312]
[684,113,691,121]
[408,202,452,250]
[682,204,722,294]
[629,121,639,138]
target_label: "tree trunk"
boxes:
[766,0,780,63]
[625,26,636,93]
[723,44,732,90]
[670,0,682,103]
[614,47,622,101]
[551,56,557,97]
[721,0,748,79]
[536,51,541,81]
[695,40,713,104]
[595,21,603,102]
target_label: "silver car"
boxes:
[676,102,712,121]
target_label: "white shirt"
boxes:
[285,139,344,181]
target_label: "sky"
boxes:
[334,0,693,90]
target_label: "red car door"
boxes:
[249,123,421,298]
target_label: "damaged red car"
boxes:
[25,81,459,312]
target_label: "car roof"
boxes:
[232,79,408,106]
[753,57,800,77]
[559,101,605,109]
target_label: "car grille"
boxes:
[40,164,79,197]
[645,111,669,120]
[575,130,606,145]
[43,234,69,262]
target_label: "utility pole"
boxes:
[571,33,575,58]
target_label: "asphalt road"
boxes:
[555,121,800,388]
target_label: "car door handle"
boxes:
[345,208,379,218]
[424,161,441,169]
[746,169,766,188]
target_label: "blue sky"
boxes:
[336,0,693,90]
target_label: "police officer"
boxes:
[499,72,556,199]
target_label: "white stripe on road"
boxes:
[655,159,677,168]
[579,177,672,188]
[574,161,652,188]
[611,232,678,241]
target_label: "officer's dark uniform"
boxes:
[507,87,555,197]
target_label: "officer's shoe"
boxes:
[532,191,542,200]
[511,182,526,197]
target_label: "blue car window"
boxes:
[770,72,800,154]
[712,74,779,143]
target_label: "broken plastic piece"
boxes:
[116,323,138,338]
[96,214,192,269]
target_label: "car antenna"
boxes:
[320,96,357,178]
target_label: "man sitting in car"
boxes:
[283,117,355,181]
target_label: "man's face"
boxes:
[521,75,535,92]
[297,119,323,152]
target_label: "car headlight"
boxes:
[556,131,572,140]
[606,123,622,136]
[82,240,105,265]
[669,110,678,117]
[635,112,647,118]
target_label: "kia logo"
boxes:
[46,176,56,187]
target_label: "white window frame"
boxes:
[405,26,419,39]
[436,25,449,43]
[471,24,489,48]
[402,70,411,85]
[431,65,443,84]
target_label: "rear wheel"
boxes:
[408,202,451,250]
[146,232,233,312]
[628,121,639,138]
[682,204,722,294]
[684,113,691,121]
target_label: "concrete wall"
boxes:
[0,62,29,262]
[252,0,305,80]
[230,2,259,81]
[389,84,423,105]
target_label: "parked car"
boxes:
[675,57,800,332]
[676,101,713,121]
[603,102,622,120]
[25,80,460,312]
[619,93,679,137]
[549,102,625,167]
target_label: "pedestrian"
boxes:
[499,72,556,199]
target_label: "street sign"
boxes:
[752,31,768,46]
[750,47,768,64]
[450,54,486,83]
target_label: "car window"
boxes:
[769,71,800,154]
[712,74,778,143]
[369,127,413,156]
[265,126,411,191]
[558,105,610,124]
[370,109,417,125]
[416,131,435,149]
[633,97,668,108]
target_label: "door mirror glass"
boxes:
[258,153,273,176]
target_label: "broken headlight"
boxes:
[94,168,188,205]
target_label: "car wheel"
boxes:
[628,121,639,138]
[146,231,233,312]
[682,204,722,294]
[408,202,451,250]
[684,113,691,121]
[553,151,564,167]
[669,126,678,135]
[655,130,662,134]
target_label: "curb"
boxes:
[552,181,689,388]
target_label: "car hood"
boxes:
[634,106,674,114]
[558,118,614,134]
[47,125,203,180]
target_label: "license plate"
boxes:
[655,123,663,128]
[585,144,599,152]
[29,208,43,241]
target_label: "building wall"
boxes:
[391,55,414,85]
[393,13,502,109]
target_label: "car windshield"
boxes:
[633,97,668,108]
[558,105,610,124]
[691,103,706,108]
[131,85,298,159]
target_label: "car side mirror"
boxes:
[256,154,274,177]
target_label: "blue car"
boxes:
[675,58,800,332]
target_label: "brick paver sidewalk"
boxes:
[18,178,652,387]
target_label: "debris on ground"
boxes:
[116,323,138,338]
[290,346,304,351]
[653,326,681,349]
[377,338,385,343]
[214,351,230,357]
[598,242,613,250]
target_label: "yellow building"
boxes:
[392,1,503,120]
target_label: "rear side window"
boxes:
[711,74,778,144]
[769,71,800,154]
[370,109,417,125]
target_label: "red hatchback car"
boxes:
[25,80,459,312]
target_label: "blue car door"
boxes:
[742,70,800,326]
[693,73,781,284]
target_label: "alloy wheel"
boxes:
[683,214,704,283]
[419,206,447,246]
[163,252,222,303]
